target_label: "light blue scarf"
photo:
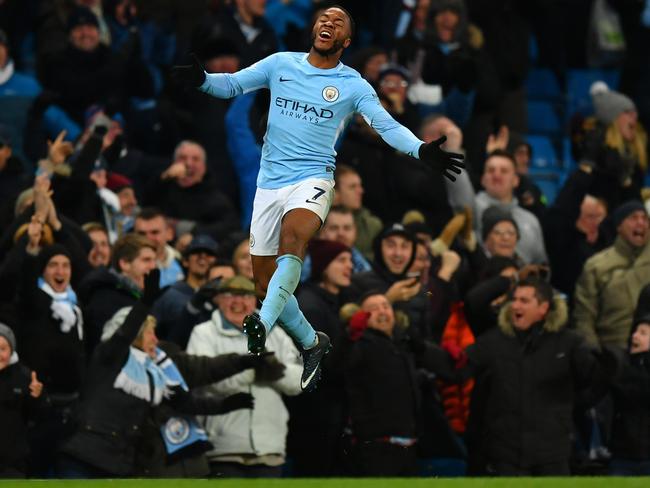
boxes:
[113,347,181,405]
[38,277,83,338]
[112,346,212,457]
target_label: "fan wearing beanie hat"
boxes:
[0,322,17,369]
[308,239,353,290]
[481,206,520,260]
[612,200,649,249]
[0,320,45,478]
[585,81,647,188]
[591,81,636,127]
[573,198,650,349]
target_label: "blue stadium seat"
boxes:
[566,69,621,118]
[527,100,562,135]
[526,134,558,169]
[528,169,563,205]
[562,137,576,169]
[526,68,563,101]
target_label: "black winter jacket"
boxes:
[136,343,256,477]
[466,297,611,467]
[344,328,421,440]
[62,303,246,476]
[17,252,85,395]
[609,351,650,461]
[79,267,141,355]
[0,361,47,474]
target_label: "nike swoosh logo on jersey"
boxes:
[279,76,293,82]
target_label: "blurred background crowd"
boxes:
[1,0,650,479]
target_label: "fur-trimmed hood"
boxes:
[497,295,568,337]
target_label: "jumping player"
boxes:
[172,5,464,391]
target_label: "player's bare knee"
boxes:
[279,231,306,257]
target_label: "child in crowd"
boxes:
[608,311,650,476]
[0,323,45,478]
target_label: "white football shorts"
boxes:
[249,178,335,256]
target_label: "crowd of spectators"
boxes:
[1,0,650,479]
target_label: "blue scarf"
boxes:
[113,347,178,405]
[113,347,211,457]
[153,351,212,458]
[38,277,83,338]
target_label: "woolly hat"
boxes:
[482,206,519,241]
[67,7,100,32]
[590,81,636,125]
[309,239,351,281]
[106,172,133,193]
[0,322,16,353]
[612,200,647,228]
[37,244,72,275]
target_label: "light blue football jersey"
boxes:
[200,52,424,189]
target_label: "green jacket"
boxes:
[573,236,650,348]
[353,207,383,261]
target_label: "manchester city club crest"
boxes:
[322,86,339,102]
[165,417,191,445]
[249,233,256,249]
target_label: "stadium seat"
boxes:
[566,68,621,118]
[528,169,563,204]
[526,134,558,169]
[527,100,562,135]
[562,137,576,169]
[526,68,563,101]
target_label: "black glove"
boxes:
[141,269,161,306]
[418,136,465,182]
[171,53,206,88]
[93,125,108,137]
[218,392,254,413]
[188,278,221,313]
[254,353,286,383]
[236,351,272,369]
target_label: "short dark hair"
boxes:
[334,163,359,185]
[328,204,353,216]
[485,148,517,170]
[328,3,355,39]
[515,277,554,306]
[136,207,166,222]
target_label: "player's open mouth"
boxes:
[319,30,332,40]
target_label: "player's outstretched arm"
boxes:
[171,53,276,99]
[171,53,206,88]
[355,85,466,181]
[419,135,465,182]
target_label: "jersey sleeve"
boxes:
[199,53,278,99]
[354,80,424,159]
